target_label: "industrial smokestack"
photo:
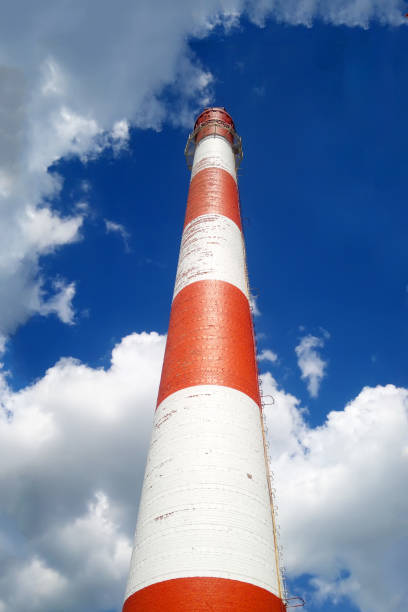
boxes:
[123,108,286,611]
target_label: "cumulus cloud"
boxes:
[0,1,225,346]
[37,280,76,324]
[257,348,278,363]
[0,333,408,612]
[262,373,408,611]
[0,332,407,612]
[295,333,328,397]
[0,331,165,612]
[111,120,130,152]
[0,63,84,340]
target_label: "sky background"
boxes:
[0,2,407,612]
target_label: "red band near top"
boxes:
[184,167,242,230]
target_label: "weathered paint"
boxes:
[174,214,249,300]
[184,167,242,230]
[124,386,280,601]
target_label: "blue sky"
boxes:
[0,3,407,612]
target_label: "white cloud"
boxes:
[38,280,76,324]
[248,0,407,28]
[295,333,328,397]
[111,120,130,153]
[105,219,131,252]
[0,1,226,346]
[257,348,278,363]
[262,373,408,612]
[0,332,407,612]
[0,331,165,612]
[112,120,129,142]
[0,335,6,357]
[250,294,261,316]
[0,62,84,339]
[4,558,68,612]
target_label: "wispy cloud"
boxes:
[250,295,261,316]
[38,280,76,325]
[111,119,130,153]
[104,219,131,252]
[257,349,278,363]
[295,333,328,397]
